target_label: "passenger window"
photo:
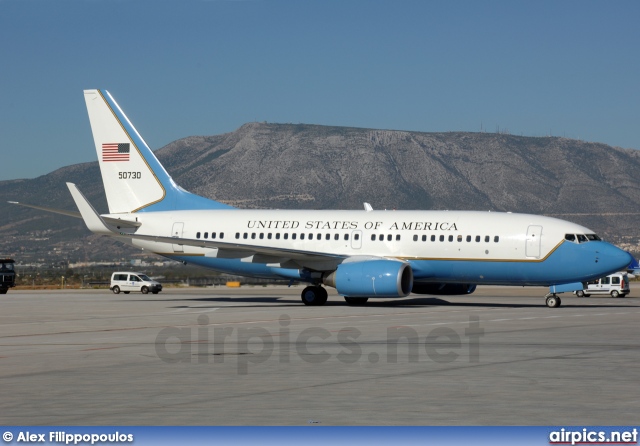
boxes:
[387,234,392,241]
[431,235,436,242]
[466,235,471,242]
[354,234,360,241]
[267,233,272,239]
[325,234,330,240]
[204,232,208,239]
[309,233,314,240]
[344,234,349,241]
[220,233,224,239]
[259,233,264,239]
[396,235,401,241]
[371,234,376,241]
[211,232,216,239]
[494,236,499,242]
[485,236,490,242]
[601,277,610,285]
[577,234,588,243]
[196,232,201,239]
[413,235,418,242]
[243,233,248,239]
[317,233,322,240]
[283,233,288,240]
[291,233,296,240]
[612,277,620,285]
[448,235,453,242]
[379,234,384,241]
[251,233,256,239]
[300,234,305,240]
[475,235,480,242]
[422,235,427,242]
[276,233,280,240]
[439,235,444,242]
[457,235,463,242]
[565,234,576,242]
[235,233,240,239]
[334,234,339,240]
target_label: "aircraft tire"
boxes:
[301,286,327,306]
[112,286,120,294]
[546,294,561,308]
[344,297,369,305]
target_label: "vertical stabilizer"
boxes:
[83,89,233,213]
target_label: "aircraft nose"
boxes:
[599,243,634,271]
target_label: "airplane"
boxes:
[10,89,633,308]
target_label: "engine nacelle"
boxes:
[411,283,477,295]
[324,260,413,297]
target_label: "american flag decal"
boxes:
[102,143,130,162]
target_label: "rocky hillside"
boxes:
[2,123,640,263]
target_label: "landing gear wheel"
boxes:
[576,290,585,298]
[141,286,149,294]
[344,296,369,306]
[611,290,619,298]
[112,286,120,294]
[301,286,328,306]
[546,294,561,308]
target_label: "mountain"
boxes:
[2,123,640,264]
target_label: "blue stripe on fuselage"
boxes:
[165,241,632,287]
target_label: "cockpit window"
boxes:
[565,234,576,242]
[577,234,588,243]
[586,234,601,241]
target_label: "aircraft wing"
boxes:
[8,201,82,219]
[124,232,346,263]
[8,200,141,229]
[65,182,345,270]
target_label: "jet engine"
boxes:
[323,260,413,297]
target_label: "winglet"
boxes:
[66,183,114,235]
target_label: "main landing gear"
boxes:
[545,293,562,308]
[301,286,328,306]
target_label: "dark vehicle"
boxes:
[0,259,16,294]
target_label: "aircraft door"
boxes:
[525,225,542,258]
[351,230,362,249]
[171,222,184,252]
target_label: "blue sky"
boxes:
[1,0,638,181]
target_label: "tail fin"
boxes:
[83,89,233,213]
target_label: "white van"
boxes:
[110,272,163,295]
[575,272,630,298]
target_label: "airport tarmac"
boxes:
[1,285,639,426]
